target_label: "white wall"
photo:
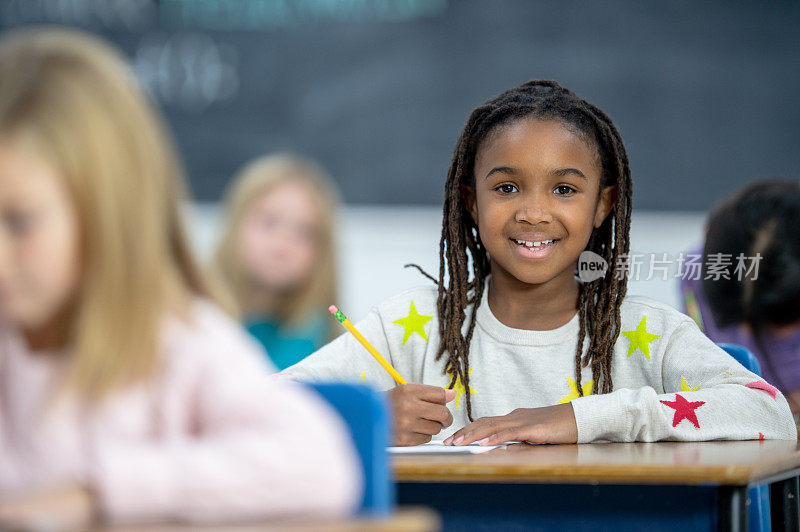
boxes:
[187,204,707,322]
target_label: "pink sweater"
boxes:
[0,299,362,524]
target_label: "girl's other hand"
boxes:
[444,403,578,446]
[0,483,96,531]
[388,383,455,446]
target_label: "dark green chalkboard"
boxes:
[1,0,798,209]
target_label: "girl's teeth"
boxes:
[515,239,554,248]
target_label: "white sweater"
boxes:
[284,283,797,443]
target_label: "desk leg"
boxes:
[718,486,748,532]
[769,476,799,532]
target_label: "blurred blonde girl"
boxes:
[0,27,360,529]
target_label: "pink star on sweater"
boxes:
[745,380,778,400]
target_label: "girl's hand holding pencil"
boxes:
[388,384,455,446]
[329,305,455,446]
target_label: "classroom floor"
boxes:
[187,204,707,322]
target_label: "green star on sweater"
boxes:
[392,301,433,345]
[622,316,661,360]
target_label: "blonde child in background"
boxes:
[0,28,360,529]
[211,154,340,370]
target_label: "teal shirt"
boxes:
[245,312,329,371]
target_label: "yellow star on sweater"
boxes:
[622,316,661,360]
[680,376,701,391]
[558,377,594,403]
[339,371,367,384]
[392,301,433,345]
[449,367,476,410]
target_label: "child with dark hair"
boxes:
[285,80,796,446]
[680,180,800,415]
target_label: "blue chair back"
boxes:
[717,343,770,531]
[306,382,393,516]
[718,342,763,375]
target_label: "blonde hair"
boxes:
[211,154,339,336]
[0,27,214,399]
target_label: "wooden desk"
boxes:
[97,507,440,532]
[394,440,800,532]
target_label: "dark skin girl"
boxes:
[438,117,616,446]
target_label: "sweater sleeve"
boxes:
[280,308,397,391]
[88,313,363,524]
[570,317,798,443]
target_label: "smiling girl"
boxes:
[284,80,796,446]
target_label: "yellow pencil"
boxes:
[328,305,406,384]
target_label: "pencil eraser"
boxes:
[328,305,338,314]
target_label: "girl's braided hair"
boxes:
[409,79,633,421]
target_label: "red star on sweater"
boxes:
[660,393,706,428]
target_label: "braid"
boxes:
[410,79,633,418]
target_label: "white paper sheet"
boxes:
[388,441,504,454]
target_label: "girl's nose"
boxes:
[515,196,554,225]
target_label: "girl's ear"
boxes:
[594,185,617,228]
[460,184,478,224]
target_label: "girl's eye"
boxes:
[258,214,279,230]
[5,212,34,235]
[495,184,518,194]
[554,185,576,196]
